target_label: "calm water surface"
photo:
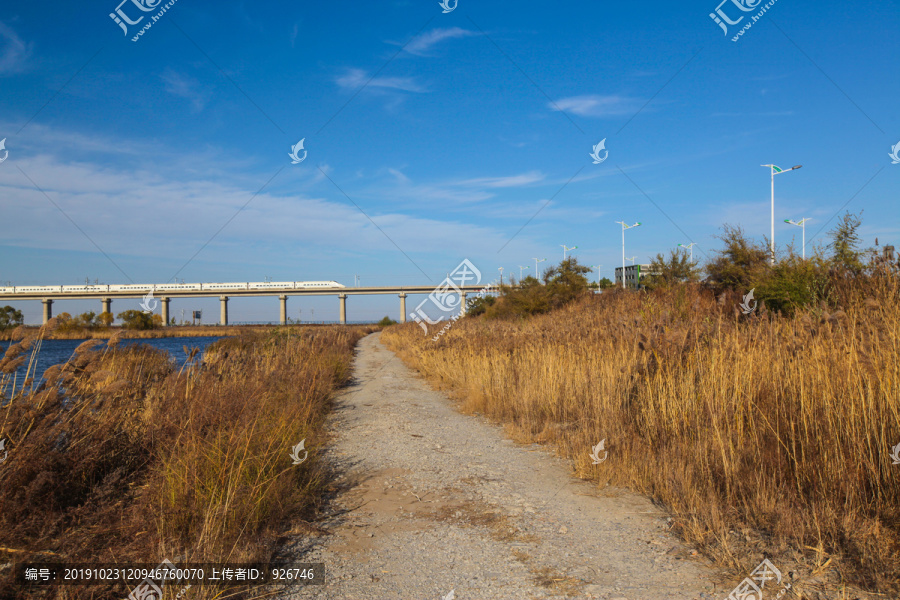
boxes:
[1,336,230,385]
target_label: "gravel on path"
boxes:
[281,332,724,600]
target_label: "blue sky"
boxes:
[1,0,898,324]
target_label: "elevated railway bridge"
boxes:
[0,284,492,326]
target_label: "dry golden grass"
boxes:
[0,325,375,599]
[382,276,900,594]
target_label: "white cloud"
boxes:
[550,94,642,118]
[0,21,32,75]
[366,168,550,206]
[335,68,426,93]
[457,171,545,188]
[402,27,478,56]
[160,69,209,112]
[0,134,516,269]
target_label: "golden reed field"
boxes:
[0,324,374,600]
[383,277,900,595]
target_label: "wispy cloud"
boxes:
[710,111,795,117]
[402,27,479,56]
[0,146,509,264]
[353,168,549,211]
[335,68,426,93]
[0,21,32,75]
[550,94,643,118]
[290,22,300,48]
[458,171,545,188]
[160,69,209,112]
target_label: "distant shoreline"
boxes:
[0,323,357,341]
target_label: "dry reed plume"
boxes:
[382,276,900,596]
[0,325,374,599]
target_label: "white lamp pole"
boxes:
[498,267,504,286]
[616,221,641,288]
[784,218,810,259]
[678,243,696,263]
[626,256,636,265]
[518,265,529,280]
[590,265,603,284]
[561,245,577,260]
[533,258,546,282]
[762,164,802,265]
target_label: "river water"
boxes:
[1,336,229,386]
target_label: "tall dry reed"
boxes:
[0,325,373,599]
[382,276,900,594]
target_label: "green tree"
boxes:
[544,257,592,308]
[597,277,615,290]
[466,294,496,317]
[500,275,551,316]
[0,306,24,330]
[828,211,864,273]
[72,311,99,329]
[755,250,830,316]
[377,316,397,326]
[705,225,771,293]
[643,249,701,290]
[117,310,155,330]
[55,312,76,332]
[475,258,592,319]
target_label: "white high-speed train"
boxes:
[0,281,345,294]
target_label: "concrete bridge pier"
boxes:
[339,293,347,325]
[460,292,468,317]
[279,295,288,325]
[101,297,112,315]
[41,299,53,325]
[161,297,170,326]
[220,296,229,326]
[399,293,407,323]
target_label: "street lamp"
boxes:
[626,256,636,265]
[518,265,529,280]
[678,243,697,263]
[762,164,802,264]
[561,245,577,260]
[532,258,546,282]
[616,221,641,289]
[498,267,504,286]
[590,265,603,284]
[784,218,810,259]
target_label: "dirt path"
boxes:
[282,332,720,600]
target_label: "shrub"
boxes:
[466,294,496,316]
[377,316,398,326]
[705,224,771,293]
[116,310,156,330]
[0,306,23,330]
[478,258,592,319]
[643,248,701,290]
[754,250,830,316]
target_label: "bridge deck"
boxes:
[0,286,490,301]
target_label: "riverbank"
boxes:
[0,323,339,341]
[0,323,376,599]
